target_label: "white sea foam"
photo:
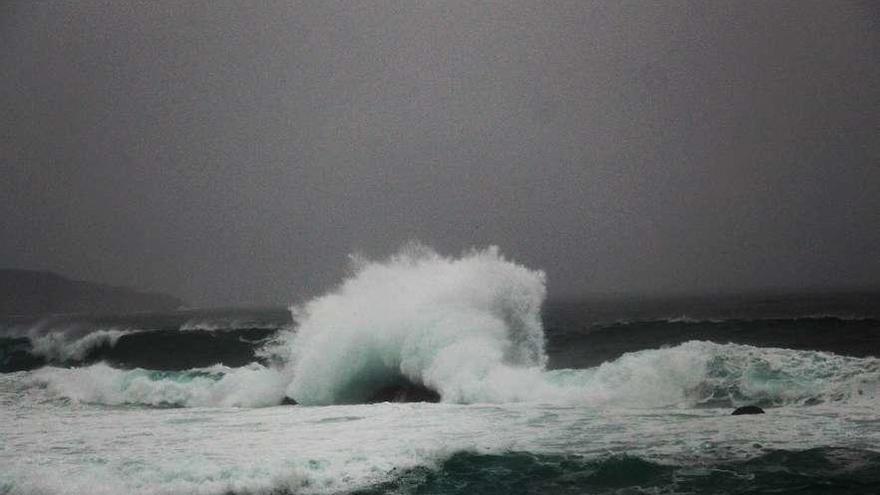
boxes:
[21,244,880,409]
[546,341,880,407]
[4,246,879,495]
[280,244,548,405]
[276,244,880,407]
[30,362,287,407]
[28,340,879,410]
[3,379,880,495]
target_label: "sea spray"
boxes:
[17,244,880,409]
[282,244,548,405]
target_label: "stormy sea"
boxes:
[2,247,879,494]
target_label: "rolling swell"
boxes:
[15,244,552,407]
[548,315,880,369]
[31,362,287,407]
[92,328,276,370]
[0,307,290,372]
[0,328,276,372]
[4,245,880,408]
[548,341,880,408]
[355,448,880,495]
[273,245,880,407]
[25,340,880,408]
[4,312,876,374]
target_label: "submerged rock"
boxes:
[283,383,440,406]
[731,405,765,415]
[367,382,441,403]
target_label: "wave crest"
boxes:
[281,244,547,405]
[13,245,880,410]
[22,340,880,409]
[30,363,286,407]
[546,341,880,407]
[29,328,137,362]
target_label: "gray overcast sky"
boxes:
[2,1,879,306]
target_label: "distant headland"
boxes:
[0,269,184,316]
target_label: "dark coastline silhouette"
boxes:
[0,269,183,316]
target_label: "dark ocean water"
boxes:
[3,295,878,373]
[358,448,880,495]
[1,284,879,494]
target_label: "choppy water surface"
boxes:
[2,246,879,494]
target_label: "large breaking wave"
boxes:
[24,340,879,408]
[277,244,547,405]
[11,245,880,409]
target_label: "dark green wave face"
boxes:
[357,448,880,495]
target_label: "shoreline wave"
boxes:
[15,340,879,409]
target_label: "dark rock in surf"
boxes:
[280,396,298,406]
[367,382,441,403]
[731,405,765,415]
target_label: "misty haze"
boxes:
[1,2,879,494]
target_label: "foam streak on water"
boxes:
[1,384,878,495]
